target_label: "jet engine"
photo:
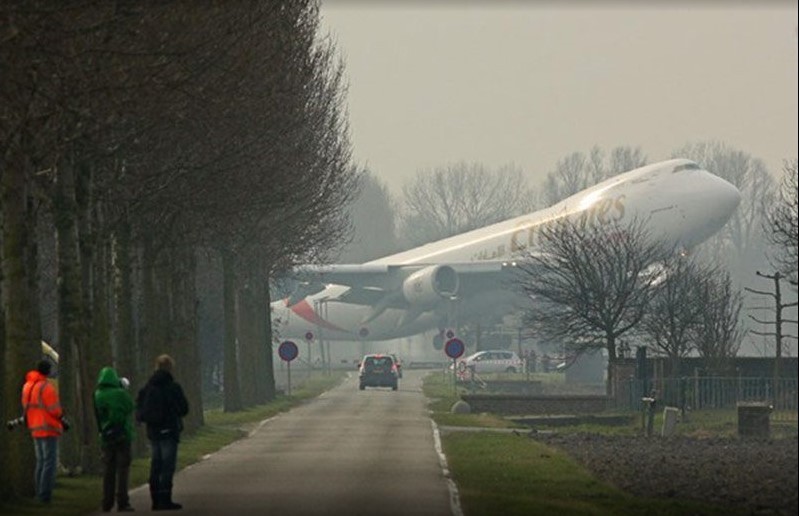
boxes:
[401,265,459,308]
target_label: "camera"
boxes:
[6,416,25,431]
[6,415,70,431]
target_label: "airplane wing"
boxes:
[289,260,528,307]
[450,261,525,298]
[291,264,403,290]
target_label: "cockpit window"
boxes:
[672,163,701,173]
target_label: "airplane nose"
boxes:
[712,174,742,220]
[674,170,742,248]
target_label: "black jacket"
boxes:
[135,370,189,441]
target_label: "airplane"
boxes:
[271,159,741,349]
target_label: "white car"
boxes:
[460,350,523,374]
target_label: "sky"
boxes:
[319,1,799,195]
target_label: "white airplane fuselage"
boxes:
[272,159,741,343]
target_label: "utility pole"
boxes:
[745,271,798,392]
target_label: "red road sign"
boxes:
[444,338,465,359]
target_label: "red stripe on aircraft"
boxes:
[289,299,348,333]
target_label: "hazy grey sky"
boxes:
[319,2,798,195]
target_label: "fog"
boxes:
[320,2,798,193]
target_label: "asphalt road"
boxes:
[104,370,457,516]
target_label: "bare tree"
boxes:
[642,256,713,376]
[609,146,648,176]
[542,145,647,206]
[745,271,798,380]
[399,162,535,246]
[691,270,744,375]
[337,168,398,263]
[765,160,798,285]
[1,141,41,498]
[672,142,778,356]
[517,218,664,394]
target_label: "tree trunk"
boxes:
[250,278,268,404]
[0,181,5,500]
[262,281,276,401]
[237,283,258,407]
[140,240,168,379]
[221,250,242,412]
[54,154,86,472]
[132,241,152,456]
[114,220,137,386]
[605,333,617,397]
[1,157,39,499]
[76,158,102,473]
[172,247,203,431]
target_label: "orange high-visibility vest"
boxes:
[22,372,63,438]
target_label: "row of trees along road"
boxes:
[1,2,356,500]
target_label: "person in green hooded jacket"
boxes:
[94,366,135,512]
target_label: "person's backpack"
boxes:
[94,398,127,444]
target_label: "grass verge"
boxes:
[0,371,346,516]
[422,370,520,428]
[444,432,741,516]
[423,372,749,516]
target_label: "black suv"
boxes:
[358,354,399,391]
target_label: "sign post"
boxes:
[278,341,299,396]
[444,337,465,395]
[304,331,314,372]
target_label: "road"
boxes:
[108,369,457,515]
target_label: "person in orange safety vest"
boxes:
[21,359,64,504]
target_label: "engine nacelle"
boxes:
[401,265,459,308]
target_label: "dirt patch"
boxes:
[531,433,798,515]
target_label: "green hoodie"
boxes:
[94,366,134,444]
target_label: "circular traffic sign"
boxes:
[304,331,314,341]
[444,338,465,359]
[278,341,299,362]
[445,329,455,339]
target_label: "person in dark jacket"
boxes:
[136,354,189,511]
[94,366,135,512]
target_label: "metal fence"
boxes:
[616,376,799,422]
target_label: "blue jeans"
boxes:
[33,437,58,502]
[149,438,178,498]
